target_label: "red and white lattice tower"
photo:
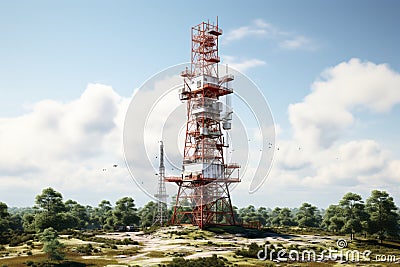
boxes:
[166,19,240,229]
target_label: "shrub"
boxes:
[117,238,138,245]
[76,243,93,255]
[165,254,228,267]
[9,233,34,247]
[235,242,262,258]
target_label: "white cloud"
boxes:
[224,26,267,42]
[288,58,400,149]
[222,55,266,72]
[223,20,270,43]
[268,58,400,206]
[0,83,142,206]
[223,19,315,51]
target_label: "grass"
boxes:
[2,227,400,266]
[0,253,119,267]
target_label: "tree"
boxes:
[35,188,66,215]
[90,200,114,229]
[238,205,265,225]
[296,203,322,228]
[34,188,81,231]
[366,190,399,242]
[339,192,368,240]
[269,207,282,226]
[40,227,65,261]
[257,207,270,226]
[0,202,10,232]
[113,197,139,227]
[138,201,157,227]
[279,208,296,226]
[322,205,344,233]
[65,199,89,228]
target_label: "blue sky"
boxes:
[1,1,400,208]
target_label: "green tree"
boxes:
[366,190,399,242]
[138,201,157,227]
[8,214,23,231]
[322,205,345,233]
[113,197,139,227]
[0,202,10,232]
[84,205,97,229]
[35,188,66,215]
[22,213,36,232]
[339,192,368,240]
[257,207,270,226]
[279,208,296,226]
[89,200,114,229]
[65,199,89,228]
[269,207,282,226]
[238,205,265,225]
[34,188,74,231]
[40,227,65,261]
[296,203,322,228]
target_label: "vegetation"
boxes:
[366,190,399,242]
[0,187,399,266]
[162,254,229,267]
[40,227,65,261]
[235,242,262,258]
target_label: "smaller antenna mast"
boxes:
[153,141,168,226]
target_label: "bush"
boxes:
[235,242,262,258]
[116,238,139,245]
[8,233,34,247]
[26,261,34,266]
[164,254,228,267]
[27,250,33,256]
[76,243,93,255]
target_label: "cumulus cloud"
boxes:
[270,58,400,205]
[0,83,138,206]
[289,58,400,149]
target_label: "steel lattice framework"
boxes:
[166,19,240,229]
[153,141,168,226]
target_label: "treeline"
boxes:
[238,190,399,242]
[0,188,399,244]
[0,187,142,244]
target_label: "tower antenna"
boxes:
[166,18,240,229]
[153,141,168,226]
